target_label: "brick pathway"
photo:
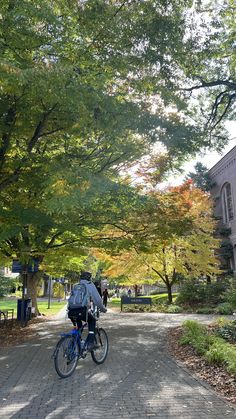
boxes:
[0,309,236,418]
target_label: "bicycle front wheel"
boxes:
[91,327,108,364]
[54,336,79,378]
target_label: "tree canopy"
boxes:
[0,0,234,313]
[103,182,221,302]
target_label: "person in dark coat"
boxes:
[102,288,109,307]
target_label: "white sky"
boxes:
[163,121,236,187]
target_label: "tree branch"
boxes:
[27,104,58,152]
[182,78,236,92]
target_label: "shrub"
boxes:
[195,307,215,314]
[205,337,236,375]
[214,302,233,315]
[225,290,236,309]
[166,305,182,313]
[180,320,211,355]
[53,282,64,299]
[176,282,199,305]
[177,280,227,306]
[180,319,236,376]
[214,317,232,328]
[205,337,228,364]
[216,320,236,342]
[0,275,19,297]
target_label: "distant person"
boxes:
[94,281,102,297]
[128,288,132,297]
[116,288,120,298]
[102,288,109,307]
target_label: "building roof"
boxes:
[208,145,236,178]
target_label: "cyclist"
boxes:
[68,271,107,351]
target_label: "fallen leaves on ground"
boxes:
[0,317,48,347]
[167,327,236,404]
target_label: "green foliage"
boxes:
[166,304,182,313]
[195,307,215,314]
[53,282,65,299]
[180,320,211,355]
[205,337,230,365]
[181,319,236,376]
[205,338,236,375]
[216,320,236,343]
[0,275,18,297]
[186,163,213,192]
[0,0,234,315]
[214,302,233,315]
[224,289,236,309]
[176,281,227,306]
[220,241,234,260]
[214,317,232,328]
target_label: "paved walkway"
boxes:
[0,309,236,418]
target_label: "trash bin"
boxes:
[17,299,31,322]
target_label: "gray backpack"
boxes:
[68,283,90,309]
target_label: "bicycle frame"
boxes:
[53,322,87,361]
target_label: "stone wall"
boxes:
[209,145,236,273]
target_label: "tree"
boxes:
[177,1,236,135]
[186,162,213,192]
[1,0,232,196]
[0,169,150,314]
[0,1,233,314]
[101,183,221,303]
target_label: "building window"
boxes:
[222,183,234,223]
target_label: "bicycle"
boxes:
[53,308,108,378]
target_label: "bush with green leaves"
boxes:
[166,304,182,313]
[216,320,236,342]
[225,289,236,309]
[205,337,236,375]
[53,282,65,299]
[0,274,19,297]
[180,319,236,376]
[214,302,233,315]
[180,320,212,355]
[195,307,215,314]
[177,280,227,306]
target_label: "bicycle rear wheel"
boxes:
[54,336,79,378]
[91,327,108,364]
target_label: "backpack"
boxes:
[68,283,90,309]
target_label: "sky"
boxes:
[164,121,236,187]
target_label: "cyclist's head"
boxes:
[80,271,92,281]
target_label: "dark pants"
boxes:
[68,307,96,333]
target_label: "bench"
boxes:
[0,309,14,326]
[121,296,152,311]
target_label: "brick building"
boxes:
[209,145,236,274]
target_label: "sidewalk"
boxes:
[0,311,236,418]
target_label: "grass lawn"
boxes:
[0,297,66,317]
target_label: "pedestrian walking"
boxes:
[102,288,109,307]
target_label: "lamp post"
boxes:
[21,266,27,327]
[48,276,52,309]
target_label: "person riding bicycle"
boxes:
[68,271,107,351]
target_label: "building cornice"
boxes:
[209,145,236,178]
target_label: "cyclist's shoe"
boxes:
[86,334,96,352]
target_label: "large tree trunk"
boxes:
[166,281,173,304]
[26,272,42,316]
